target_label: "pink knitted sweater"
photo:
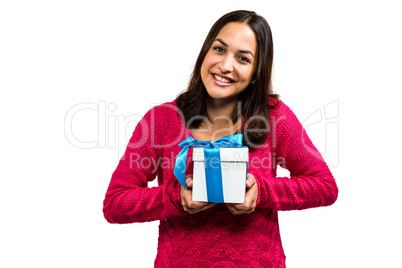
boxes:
[103,99,338,267]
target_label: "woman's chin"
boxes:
[206,93,239,105]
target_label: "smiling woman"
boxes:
[201,22,257,102]
[176,11,278,146]
[103,10,338,267]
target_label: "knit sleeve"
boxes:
[103,108,186,224]
[255,101,338,211]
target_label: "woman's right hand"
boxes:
[180,176,216,214]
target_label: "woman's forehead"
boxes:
[214,22,257,53]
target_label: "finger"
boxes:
[232,205,254,214]
[243,191,255,209]
[187,202,215,214]
[189,201,209,208]
[234,193,254,210]
[242,196,256,213]
[246,174,256,188]
[233,203,248,212]
[185,176,193,188]
[229,203,250,215]
[226,203,239,215]
[199,202,216,212]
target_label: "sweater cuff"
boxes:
[254,173,264,208]
[172,182,184,210]
[165,179,186,218]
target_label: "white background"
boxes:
[1,0,401,267]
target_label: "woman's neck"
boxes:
[191,97,241,142]
[205,96,238,122]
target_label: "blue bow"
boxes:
[173,134,244,203]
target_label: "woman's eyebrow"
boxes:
[215,38,229,47]
[214,38,255,58]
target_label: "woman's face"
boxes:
[201,22,257,103]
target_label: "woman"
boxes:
[103,10,338,267]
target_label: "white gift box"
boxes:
[192,147,249,203]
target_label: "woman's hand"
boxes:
[180,176,216,214]
[226,174,258,215]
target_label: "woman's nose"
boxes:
[219,55,234,74]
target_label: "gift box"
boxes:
[192,147,249,203]
[173,134,249,204]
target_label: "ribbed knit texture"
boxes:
[103,99,338,267]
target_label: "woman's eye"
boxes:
[238,56,250,63]
[213,46,224,53]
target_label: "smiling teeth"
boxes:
[214,74,232,83]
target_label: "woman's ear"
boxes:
[251,73,257,84]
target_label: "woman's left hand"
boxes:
[226,174,258,215]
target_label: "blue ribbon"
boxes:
[173,134,244,203]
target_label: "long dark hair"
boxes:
[176,10,279,147]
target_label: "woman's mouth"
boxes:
[211,73,236,86]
